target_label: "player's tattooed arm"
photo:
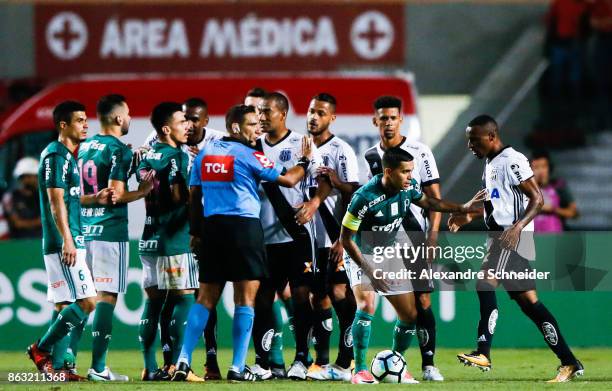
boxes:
[340,226,391,292]
[107,170,155,204]
[414,189,486,214]
[48,188,77,266]
[499,177,543,250]
[80,188,115,205]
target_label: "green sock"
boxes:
[69,314,87,360]
[392,319,416,355]
[269,300,285,366]
[139,298,164,372]
[170,294,195,363]
[50,310,70,369]
[91,302,115,372]
[352,310,374,372]
[160,295,176,366]
[39,303,87,352]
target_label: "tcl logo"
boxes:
[202,155,234,182]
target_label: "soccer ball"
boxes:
[370,350,407,383]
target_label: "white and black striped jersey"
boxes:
[143,127,226,172]
[306,135,360,248]
[257,130,323,245]
[363,137,440,232]
[482,146,535,259]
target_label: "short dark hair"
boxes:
[468,114,498,129]
[225,104,256,132]
[97,94,126,124]
[246,87,267,98]
[266,91,289,113]
[184,97,207,109]
[312,92,337,112]
[151,102,183,134]
[382,147,414,170]
[374,96,402,111]
[53,100,86,128]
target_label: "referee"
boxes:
[172,104,313,382]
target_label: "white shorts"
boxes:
[85,241,129,294]
[343,253,412,296]
[140,253,198,290]
[44,249,97,303]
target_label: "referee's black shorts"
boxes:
[197,215,268,283]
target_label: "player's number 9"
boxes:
[79,159,98,194]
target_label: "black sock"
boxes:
[160,295,176,366]
[204,307,218,368]
[292,298,314,365]
[313,308,332,365]
[517,300,577,366]
[476,289,498,359]
[332,296,356,369]
[253,283,275,369]
[415,296,436,368]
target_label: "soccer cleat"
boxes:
[227,366,258,382]
[204,365,222,380]
[351,369,378,384]
[547,361,584,383]
[87,367,129,381]
[141,368,171,381]
[457,351,491,371]
[170,362,189,381]
[186,370,205,382]
[307,363,352,381]
[287,360,308,380]
[170,362,204,382]
[400,370,419,384]
[27,342,54,375]
[271,365,287,379]
[422,365,444,381]
[249,364,273,380]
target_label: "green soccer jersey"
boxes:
[137,142,190,256]
[342,174,423,252]
[39,141,85,255]
[78,134,133,242]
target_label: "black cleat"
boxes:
[271,364,287,379]
[171,362,189,381]
[227,366,258,382]
[142,368,170,381]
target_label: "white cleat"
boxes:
[422,365,444,381]
[400,370,419,384]
[307,363,352,381]
[248,364,273,380]
[287,361,308,380]
[87,366,129,381]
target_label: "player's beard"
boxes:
[308,123,327,136]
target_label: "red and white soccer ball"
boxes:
[370,350,407,383]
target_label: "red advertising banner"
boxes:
[35,3,405,78]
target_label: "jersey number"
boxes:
[79,159,98,194]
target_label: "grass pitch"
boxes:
[1,347,611,390]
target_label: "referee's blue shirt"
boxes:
[190,137,282,218]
